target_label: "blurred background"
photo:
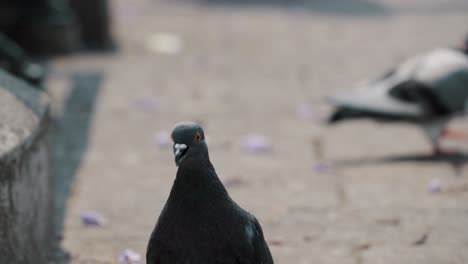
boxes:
[1,0,468,263]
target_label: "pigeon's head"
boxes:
[171,122,207,166]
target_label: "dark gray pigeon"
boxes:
[328,36,468,154]
[146,122,274,264]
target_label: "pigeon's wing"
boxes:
[411,49,468,114]
[146,235,179,264]
[248,216,274,264]
[146,231,160,264]
[328,75,425,121]
[385,49,468,117]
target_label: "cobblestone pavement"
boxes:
[48,0,468,263]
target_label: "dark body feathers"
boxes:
[147,141,273,264]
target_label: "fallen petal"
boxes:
[155,130,171,148]
[118,249,141,264]
[240,134,272,154]
[80,211,106,227]
[313,161,329,174]
[428,178,442,193]
[296,103,320,121]
[135,97,158,113]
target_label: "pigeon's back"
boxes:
[397,48,468,113]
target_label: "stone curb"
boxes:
[0,70,54,264]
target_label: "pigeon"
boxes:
[328,35,468,154]
[146,122,274,264]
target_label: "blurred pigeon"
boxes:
[146,122,274,264]
[328,35,468,154]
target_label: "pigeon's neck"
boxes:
[171,157,229,204]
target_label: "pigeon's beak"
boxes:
[173,143,188,166]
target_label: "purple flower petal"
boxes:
[296,103,321,121]
[80,211,106,227]
[313,162,329,174]
[118,249,141,264]
[240,134,272,154]
[155,130,171,148]
[428,178,442,193]
[135,97,158,113]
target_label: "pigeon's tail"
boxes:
[326,86,425,124]
[328,107,366,123]
[328,106,415,124]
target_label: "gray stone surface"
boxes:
[45,0,468,263]
[0,70,53,264]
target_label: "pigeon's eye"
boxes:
[194,132,202,143]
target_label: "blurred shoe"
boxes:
[70,0,116,51]
[10,0,82,55]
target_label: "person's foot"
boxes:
[11,0,81,55]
